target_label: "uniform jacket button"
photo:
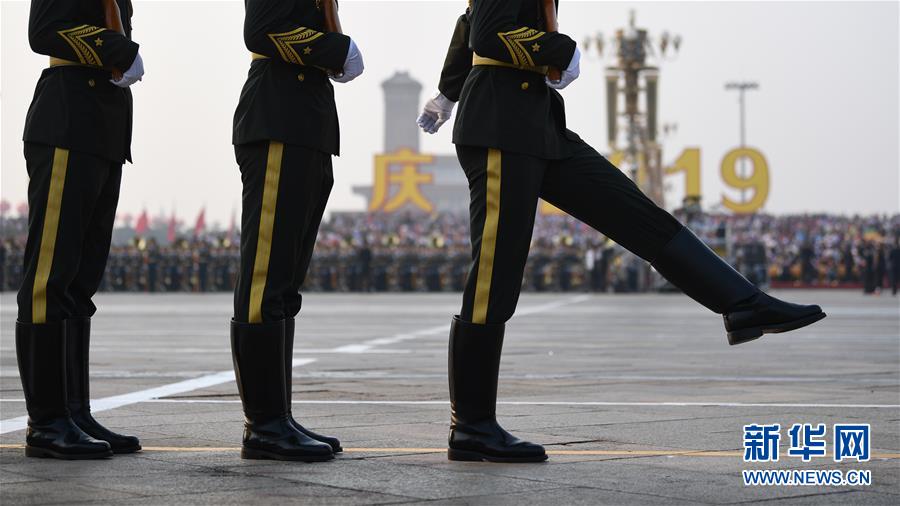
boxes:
[521,81,529,90]
[297,73,305,82]
[88,79,96,87]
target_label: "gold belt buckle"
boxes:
[49,57,83,68]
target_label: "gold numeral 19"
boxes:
[661,147,770,213]
[720,147,769,214]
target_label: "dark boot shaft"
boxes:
[231,319,289,423]
[16,321,67,423]
[448,316,505,426]
[283,317,295,408]
[65,317,92,415]
[652,227,758,314]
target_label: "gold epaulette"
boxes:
[472,54,548,75]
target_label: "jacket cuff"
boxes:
[553,38,577,72]
[113,40,140,71]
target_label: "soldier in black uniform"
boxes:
[418,0,827,463]
[230,0,364,461]
[15,0,144,459]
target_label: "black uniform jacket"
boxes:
[23,0,139,164]
[446,0,581,159]
[233,0,351,156]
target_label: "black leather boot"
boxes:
[284,318,343,453]
[66,318,141,454]
[231,319,333,462]
[16,321,112,459]
[448,317,546,463]
[652,227,826,345]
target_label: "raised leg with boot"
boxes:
[536,147,826,346]
[652,228,827,345]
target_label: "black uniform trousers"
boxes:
[233,141,333,323]
[17,142,122,323]
[458,140,682,324]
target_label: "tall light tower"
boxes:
[585,10,681,292]
[725,81,759,203]
[585,10,681,208]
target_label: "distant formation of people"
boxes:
[1,212,898,294]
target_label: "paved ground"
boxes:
[0,290,897,504]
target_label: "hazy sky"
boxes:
[1,0,898,226]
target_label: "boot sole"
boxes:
[727,312,827,346]
[448,448,548,463]
[25,445,113,460]
[241,447,334,462]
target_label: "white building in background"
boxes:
[352,72,470,214]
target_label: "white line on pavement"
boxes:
[0,358,315,434]
[0,296,593,434]
[162,400,900,409]
[319,295,592,354]
[0,347,415,354]
[2,399,893,409]
[2,371,897,385]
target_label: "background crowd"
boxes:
[1,211,898,294]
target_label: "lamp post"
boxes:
[724,81,759,203]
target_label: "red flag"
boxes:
[167,212,177,243]
[135,210,149,235]
[194,208,206,238]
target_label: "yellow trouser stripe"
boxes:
[472,149,502,324]
[248,141,283,323]
[32,148,69,324]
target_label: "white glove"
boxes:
[416,92,455,134]
[546,46,580,90]
[110,52,144,88]
[331,39,364,83]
